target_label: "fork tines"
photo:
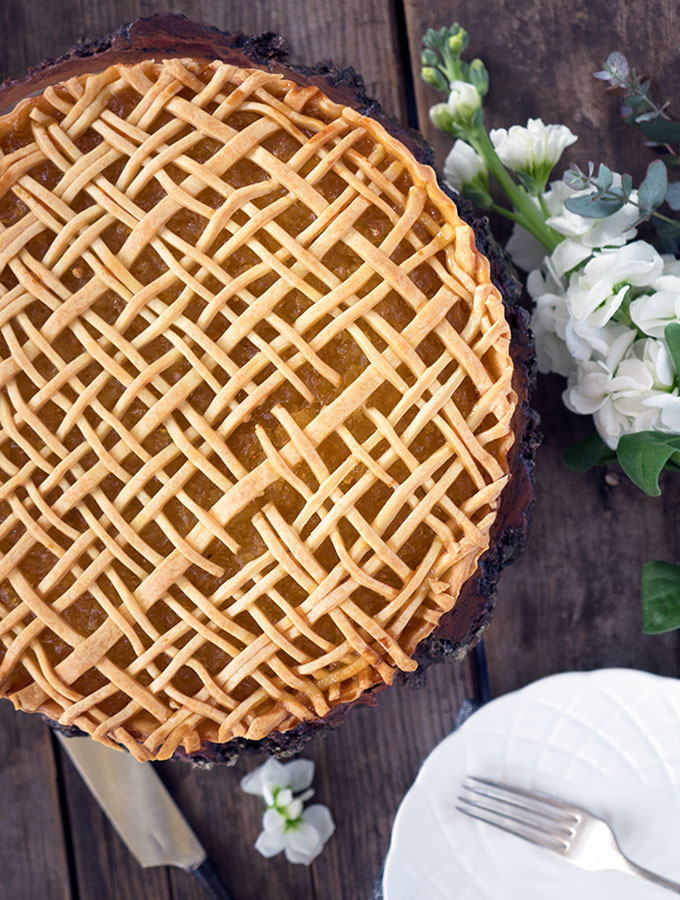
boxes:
[456,777,580,853]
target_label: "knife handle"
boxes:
[190,859,236,900]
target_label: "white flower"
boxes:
[644,391,680,432]
[546,178,640,278]
[564,334,678,448]
[254,804,335,866]
[660,254,680,277]
[506,222,547,273]
[490,118,577,179]
[630,258,680,338]
[565,241,663,336]
[637,338,680,432]
[240,758,334,866]
[631,288,680,339]
[443,139,487,193]
[447,80,481,121]
[564,336,652,448]
[527,268,573,376]
[636,337,676,389]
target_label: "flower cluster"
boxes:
[513,183,680,449]
[423,31,680,628]
[240,758,335,865]
[422,30,680,454]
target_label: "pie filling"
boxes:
[0,58,516,759]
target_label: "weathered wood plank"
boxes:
[0,0,408,120]
[405,0,680,179]
[0,703,72,900]
[403,0,680,693]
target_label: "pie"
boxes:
[0,19,529,762]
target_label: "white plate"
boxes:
[383,669,680,899]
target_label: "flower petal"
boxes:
[282,759,315,793]
[302,804,336,844]
[241,758,289,797]
[254,829,286,858]
[288,822,323,856]
[506,224,547,272]
[262,807,287,834]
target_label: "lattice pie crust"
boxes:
[0,58,516,760]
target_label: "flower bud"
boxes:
[429,102,455,132]
[421,66,449,93]
[446,80,482,131]
[468,59,489,97]
[448,28,467,56]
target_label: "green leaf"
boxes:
[642,560,680,634]
[564,193,624,218]
[638,159,668,212]
[562,432,614,472]
[639,118,680,144]
[596,163,613,191]
[616,431,680,496]
[665,181,680,210]
[621,173,633,199]
[665,322,680,374]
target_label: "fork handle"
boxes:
[619,858,680,895]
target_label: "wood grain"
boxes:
[404,0,680,179]
[0,703,71,900]
[487,378,680,695]
[402,0,680,692]
[0,0,408,119]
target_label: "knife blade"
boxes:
[56,733,235,900]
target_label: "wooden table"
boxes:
[2,2,680,899]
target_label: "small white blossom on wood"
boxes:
[240,758,335,866]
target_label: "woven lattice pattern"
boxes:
[0,59,516,760]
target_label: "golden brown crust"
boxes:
[0,58,516,760]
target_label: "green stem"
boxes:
[472,128,561,252]
[490,203,524,225]
[651,210,680,227]
[538,193,551,219]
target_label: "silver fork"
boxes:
[457,776,680,894]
